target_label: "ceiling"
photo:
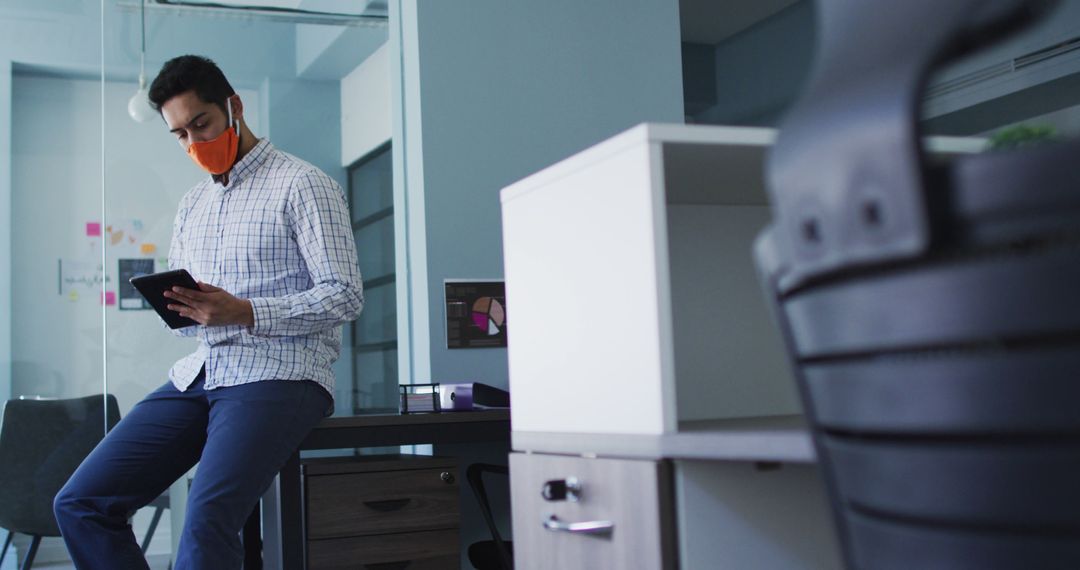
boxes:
[680,0,801,44]
[171,0,385,17]
[153,0,794,41]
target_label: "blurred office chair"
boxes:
[466,463,513,570]
[757,0,1080,567]
[0,394,120,569]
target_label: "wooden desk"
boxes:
[257,410,511,570]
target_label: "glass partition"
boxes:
[1,0,386,567]
[2,0,109,566]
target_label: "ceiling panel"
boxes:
[680,0,800,44]
[166,0,378,16]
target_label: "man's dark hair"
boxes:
[148,55,235,113]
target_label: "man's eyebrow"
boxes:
[169,112,208,134]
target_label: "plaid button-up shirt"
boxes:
[166,138,363,400]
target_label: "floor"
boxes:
[15,504,174,569]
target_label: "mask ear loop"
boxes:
[227,96,237,135]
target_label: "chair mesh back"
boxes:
[756,0,1079,567]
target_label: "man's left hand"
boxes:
[163,282,255,327]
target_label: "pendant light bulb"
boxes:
[128,74,156,123]
[128,0,155,123]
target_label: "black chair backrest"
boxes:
[757,0,1080,568]
[0,395,120,537]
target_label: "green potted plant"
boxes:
[985,123,1059,150]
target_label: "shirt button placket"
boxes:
[217,189,228,275]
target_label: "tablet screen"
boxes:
[129,269,200,329]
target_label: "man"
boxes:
[54,55,363,569]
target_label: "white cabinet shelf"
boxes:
[512,414,815,462]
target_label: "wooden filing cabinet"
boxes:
[303,455,460,569]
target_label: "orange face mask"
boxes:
[187,100,240,175]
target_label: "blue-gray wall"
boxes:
[390,3,684,561]
[0,59,10,399]
[391,0,685,389]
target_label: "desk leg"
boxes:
[261,452,304,570]
[242,502,262,570]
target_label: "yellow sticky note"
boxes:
[141,243,157,255]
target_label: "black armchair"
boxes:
[0,394,119,569]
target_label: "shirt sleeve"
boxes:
[164,194,200,338]
[248,169,364,337]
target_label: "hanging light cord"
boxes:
[139,0,146,88]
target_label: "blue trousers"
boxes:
[54,373,330,570]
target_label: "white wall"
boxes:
[297,23,388,81]
[341,41,391,166]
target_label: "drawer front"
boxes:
[307,528,459,570]
[307,467,459,539]
[510,452,675,570]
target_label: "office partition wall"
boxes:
[4,2,109,565]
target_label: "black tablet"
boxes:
[129,269,200,329]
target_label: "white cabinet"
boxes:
[500,123,983,569]
[509,453,676,570]
[501,124,798,436]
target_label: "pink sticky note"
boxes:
[102,291,116,306]
[86,222,101,237]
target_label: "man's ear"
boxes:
[229,94,244,122]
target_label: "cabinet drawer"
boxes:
[306,467,459,539]
[510,452,675,570]
[308,528,459,570]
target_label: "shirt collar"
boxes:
[213,138,273,190]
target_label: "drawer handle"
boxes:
[362,498,412,512]
[363,562,412,570]
[543,514,614,536]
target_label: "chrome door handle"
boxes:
[542,514,614,535]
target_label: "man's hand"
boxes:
[163,282,255,327]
